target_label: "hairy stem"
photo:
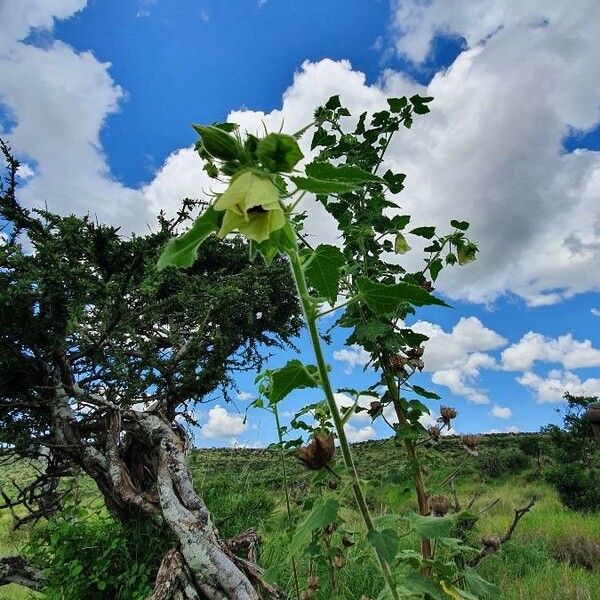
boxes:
[287,250,400,600]
[382,365,433,573]
[273,405,301,600]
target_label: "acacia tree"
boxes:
[0,141,301,599]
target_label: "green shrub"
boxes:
[26,511,169,600]
[543,393,600,512]
[477,447,531,479]
[545,461,600,513]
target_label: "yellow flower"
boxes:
[213,170,285,243]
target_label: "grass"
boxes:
[1,434,599,599]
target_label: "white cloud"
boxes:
[413,317,505,403]
[502,332,600,371]
[591,308,600,317]
[490,404,512,419]
[3,1,600,307]
[517,369,600,403]
[486,425,520,434]
[333,317,505,403]
[333,345,371,374]
[344,423,376,443]
[201,404,248,439]
[235,391,254,402]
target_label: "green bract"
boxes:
[214,170,285,243]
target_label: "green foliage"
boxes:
[269,360,320,404]
[543,393,600,512]
[156,204,219,269]
[302,244,346,304]
[27,511,169,600]
[477,447,531,479]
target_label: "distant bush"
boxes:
[551,534,600,570]
[543,393,600,512]
[26,510,169,600]
[477,447,531,479]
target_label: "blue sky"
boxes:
[1,0,599,447]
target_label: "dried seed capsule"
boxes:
[428,494,450,516]
[297,433,335,470]
[481,535,501,552]
[461,434,481,455]
[438,406,458,425]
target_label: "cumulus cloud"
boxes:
[517,369,600,403]
[3,1,600,307]
[414,317,505,403]
[333,346,371,374]
[201,404,248,439]
[501,332,600,371]
[490,404,512,419]
[344,423,376,443]
[590,308,600,317]
[333,317,505,403]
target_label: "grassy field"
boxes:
[1,434,599,599]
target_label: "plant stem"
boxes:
[287,250,400,600]
[382,364,433,574]
[273,405,301,600]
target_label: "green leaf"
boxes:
[269,360,320,404]
[411,385,441,400]
[410,226,436,239]
[387,97,408,112]
[303,244,346,304]
[405,511,457,539]
[429,257,443,281]
[409,94,434,115]
[305,162,385,184]
[257,133,304,172]
[367,528,399,563]
[290,176,357,194]
[398,572,446,599]
[394,233,411,254]
[383,170,406,193]
[450,219,469,231]
[324,95,342,110]
[157,205,219,270]
[357,277,450,315]
[463,566,500,598]
[288,498,339,557]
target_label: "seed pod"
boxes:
[407,346,424,359]
[297,433,335,470]
[438,406,458,425]
[389,354,408,371]
[428,494,450,516]
[368,401,383,418]
[481,535,501,552]
[332,554,346,569]
[462,434,481,455]
[428,425,441,441]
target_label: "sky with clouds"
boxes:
[1,0,599,446]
